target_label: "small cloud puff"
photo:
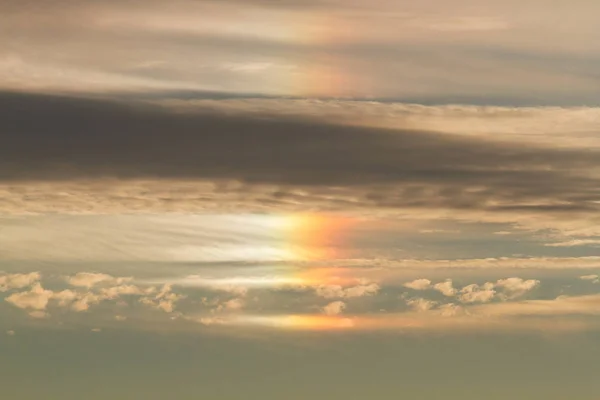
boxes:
[403,279,432,291]
[406,298,437,312]
[459,283,496,304]
[433,280,457,297]
[322,301,346,316]
[316,283,380,299]
[139,284,184,313]
[495,278,540,300]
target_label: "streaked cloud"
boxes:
[2,0,600,101]
[67,273,132,289]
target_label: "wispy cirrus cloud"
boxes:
[2,0,600,101]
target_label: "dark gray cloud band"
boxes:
[1,91,599,213]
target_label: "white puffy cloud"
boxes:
[5,283,54,310]
[344,284,380,298]
[139,284,184,313]
[429,277,539,303]
[495,278,540,299]
[0,272,41,292]
[316,283,380,299]
[403,279,432,291]
[433,280,457,297]
[4,272,167,316]
[55,283,151,312]
[52,289,79,307]
[71,293,103,312]
[322,301,346,316]
[406,298,437,312]
[459,284,496,304]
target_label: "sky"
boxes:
[1,1,600,399]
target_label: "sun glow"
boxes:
[234,315,356,330]
[279,213,354,261]
[164,213,363,290]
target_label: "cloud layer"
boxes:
[3,0,600,103]
[2,270,598,334]
[1,93,599,239]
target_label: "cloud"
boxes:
[100,285,150,299]
[218,298,245,312]
[468,294,600,318]
[433,280,457,297]
[315,283,380,299]
[3,267,600,334]
[28,311,50,319]
[198,300,600,333]
[225,298,245,310]
[366,257,600,270]
[580,274,599,283]
[0,93,599,229]
[458,284,496,304]
[67,273,132,288]
[495,277,539,299]
[406,298,437,312]
[322,301,346,315]
[4,0,600,102]
[71,293,104,312]
[5,283,54,311]
[139,284,184,313]
[0,272,41,292]
[430,278,538,303]
[52,289,79,307]
[4,273,163,314]
[438,303,464,317]
[545,239,600,247]
[403,279,431,290]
